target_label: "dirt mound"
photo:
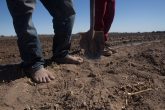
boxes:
[0,33,165,110]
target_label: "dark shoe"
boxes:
[102,43,117,56]
[102,49,113,56]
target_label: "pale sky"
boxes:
[0,0,165,36]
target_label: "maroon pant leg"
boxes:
[94,0,115,41]
[104,0,115,41]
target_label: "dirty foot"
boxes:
[54,55,83,64]
[32,67,55,83]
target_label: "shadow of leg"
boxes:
[0,64,25,82]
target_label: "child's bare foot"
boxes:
[54,55,83,64]
[31,67,55,83]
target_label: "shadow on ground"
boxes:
[0,58,58,83]
[0,64,25,82]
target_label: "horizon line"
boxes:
[1,31,165,37]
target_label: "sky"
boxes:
[0,0,165,36]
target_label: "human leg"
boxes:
[94,0,107,32]
[103,0,115,41]
[6,0,54,83]
[94,0,116,56]
[40,0,83,64]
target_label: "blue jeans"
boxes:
[6,0,75,72]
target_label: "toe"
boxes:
[48,74,55,80]
[79,58,83,62]
[34,77,39,83]
[42,76,48,83]
[45,77,51,82]
[47,71,55,80]
[76,57,83,63]
[38,77,43,83]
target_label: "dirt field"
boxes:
[0,32,165,110]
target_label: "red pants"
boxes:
[94,0,115,41]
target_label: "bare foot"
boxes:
[54,55,83,64]
[31,67,55,83]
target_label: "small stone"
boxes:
[121,107,127,110]
[74,78,78,81]
[54,104,59,109]
[24,105,31,110]
[82,101,87,107]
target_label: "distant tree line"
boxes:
[152,31,165,33]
